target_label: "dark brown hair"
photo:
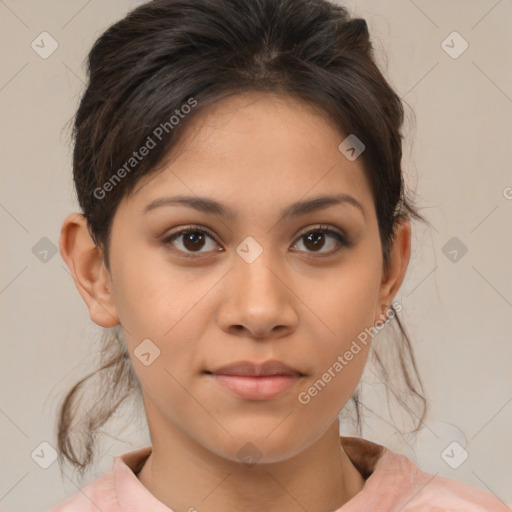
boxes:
[57,0,430,477]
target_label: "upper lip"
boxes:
[207,359,304,377]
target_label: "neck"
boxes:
[137,420,365,512]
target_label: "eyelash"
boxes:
[162,224,352,259]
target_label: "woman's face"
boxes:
[72,91,409,463]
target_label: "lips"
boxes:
[207,359,304,377]
[205,360,305,401]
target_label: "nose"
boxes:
[216,251,298,340]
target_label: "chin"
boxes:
[207,431,309,466]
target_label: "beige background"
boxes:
[1,0,511,510]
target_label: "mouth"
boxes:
[204,359,305,401]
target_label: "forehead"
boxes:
[122,91,374,219]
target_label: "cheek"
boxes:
[298,252,381,402]
[311,253,381,347]
[110,255,213,403]
[113,259,210,421]
[111,246,199,337]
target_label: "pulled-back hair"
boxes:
[57,0,430,478]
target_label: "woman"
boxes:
[52,0,510,510]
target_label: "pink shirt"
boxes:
[50,436,510,511]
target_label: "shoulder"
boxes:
[49,470,117,512]
[340,436,510,512]
[400,472,511,512]
[376,446,510,511]
[49,446,152,512]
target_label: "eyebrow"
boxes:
[142,193,366,222]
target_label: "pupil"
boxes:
[184,231,205,251]
[181,231,327,253]
[304,232,324,251]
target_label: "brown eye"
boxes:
[181,231,207,251]
[162,224,351,259]
[292,226,350,255]
[163,226,220,256]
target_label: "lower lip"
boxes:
[209,374,301,400]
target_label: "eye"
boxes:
[162,224,351,258]
[162,225,220,257]
[291,225,351,255]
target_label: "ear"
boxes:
[59,213,120,328]
[374,217,411,323]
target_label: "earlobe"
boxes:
[59,213,120,328]
[375,217,411,323]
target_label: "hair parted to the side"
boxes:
[57,0,432,478]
